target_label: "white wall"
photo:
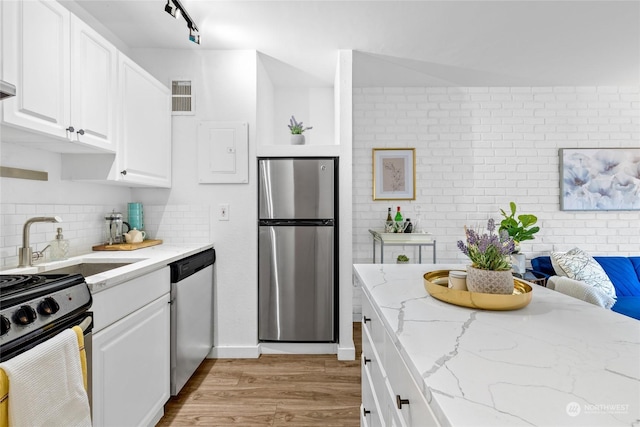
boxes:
[352,85,640,317]
[129,48,260,357]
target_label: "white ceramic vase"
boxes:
[511,253,526,275]
[466,265,514,294]
[291,134,305,145]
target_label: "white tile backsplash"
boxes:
[0,203,210,269]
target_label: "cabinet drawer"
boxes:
[362,323,387,404]
[362,290,385,363]
[91,267,170,332]
[384,330,439,427]
[362,358,384,427]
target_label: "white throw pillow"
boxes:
[550,248,617,300]
[547,276,616,309]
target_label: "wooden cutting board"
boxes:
[92,239,163,251]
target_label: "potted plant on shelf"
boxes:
[288,115,312,145]
[397,254,410,264]
[499,202,540,275]
[457,218,515,294]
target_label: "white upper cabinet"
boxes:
[69,16,117,151]
[117,54,172,187]
[61,53,172,188]
[1,0,116,153]
[1,0,70,140]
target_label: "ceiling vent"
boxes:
[171,80,194,115]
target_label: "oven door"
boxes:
[0,312,92,362]
[0,313,93,406]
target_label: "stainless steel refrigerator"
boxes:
[258,157,338,342]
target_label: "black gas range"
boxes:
[0,273,92,362]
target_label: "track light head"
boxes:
[189,26,201,45]
[164,0,178,18]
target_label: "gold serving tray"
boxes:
[423,270,533,311]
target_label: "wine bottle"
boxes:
[385,207,393,232]
[394,206,403,222]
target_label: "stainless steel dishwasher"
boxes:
[169,248,215,396]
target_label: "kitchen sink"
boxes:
[44,262,137,277]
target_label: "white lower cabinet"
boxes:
[361,291,440,427]
[362,360,383,427]
[91,268,170,427]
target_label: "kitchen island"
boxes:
[354,264,640,426]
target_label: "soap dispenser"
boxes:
[50,227,69,261]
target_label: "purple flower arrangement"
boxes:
[457,218,515,271]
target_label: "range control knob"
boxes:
[13,305,37,325]
[37,297,60,316]
[0,315,10,336]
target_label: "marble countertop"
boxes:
[354,264,640,426]
[2,243,214,293]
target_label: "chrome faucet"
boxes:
[18,216,62,267]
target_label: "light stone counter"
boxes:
[354,263,640,426]
[2,243,214,293]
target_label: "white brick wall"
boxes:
[352,86,640,318]
[0,203,210,268]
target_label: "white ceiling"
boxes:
[67,0,640,87]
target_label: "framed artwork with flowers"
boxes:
[372,148,416,200]
[560,148,640,211]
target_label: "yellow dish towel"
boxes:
[0,326,88,427]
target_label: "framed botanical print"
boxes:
[560,148,640,211]
[372,148,416,200]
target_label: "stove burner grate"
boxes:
[0,275,46,292]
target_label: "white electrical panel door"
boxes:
[197,121,248,184]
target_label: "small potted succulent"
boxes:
[397,254,410,264]
[288,115,312,145]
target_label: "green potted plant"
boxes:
[288,115,312,145]
[457,218,515,294]
[397,254,410,264]
[499,202,540,252]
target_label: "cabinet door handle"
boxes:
[396,395,410,409]
[363,407,371,416]
[121,170,127,175]
[77,129,85,135]
[363,357,371,365]
[363,316,371,324]
[66,126,75,133]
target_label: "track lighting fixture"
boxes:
[164,0,200,44]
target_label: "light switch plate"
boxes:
[218,203,229,221]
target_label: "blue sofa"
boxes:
[531,256,640,320]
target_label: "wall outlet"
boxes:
[218,203,229,221]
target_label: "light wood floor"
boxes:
[158,323,362,426]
